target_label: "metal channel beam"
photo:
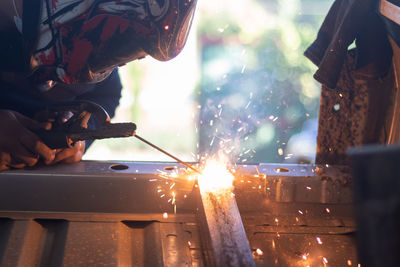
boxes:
[196,187,255,267]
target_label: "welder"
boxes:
[0,0,198,170]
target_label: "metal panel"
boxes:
[0,161,357,266]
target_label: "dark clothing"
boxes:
[306,0,400,164]
[0,29,123,150]
[304,0,393,89]
[0,69,122,118]
[0,69,123,149]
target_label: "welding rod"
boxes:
[134,135,202,174]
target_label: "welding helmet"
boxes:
[30,0,198,84]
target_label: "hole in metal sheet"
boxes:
[275,167,290,173]
[110,164,129,171]
[164,166,175,171]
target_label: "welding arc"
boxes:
[134,135,202,174]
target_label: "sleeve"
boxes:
[76,68,123,150]
[304,0,390,90]
[76,68,122,118]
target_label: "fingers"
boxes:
[52,141,85,164]
[11,146,39,167]
[0,152,11,170]
[0,165,9,171]
[18,130,56,164]
[0,110,85,171]
[0,152,27,170]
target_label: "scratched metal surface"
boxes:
[0,161,357,266]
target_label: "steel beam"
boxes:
[196,187,256,267]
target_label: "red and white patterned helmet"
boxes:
[31,0,198,84]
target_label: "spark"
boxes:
[323,257,328,264]
[197,158,234,193]
[302,254,308,260]
[210,136,215,146]
[274,218,279,223]
[272,240,276,249]
[298,210,303,215]
[245,101,251,109]
[316,237,323,244]
[188,241,192,246]
[278,148,283,156]
[306,186,312,190]
[255,248,263,256]
[241,65,246,73]
[326,208,331,213]
[334,103,340,111]
[164,25,169,30]
[347,260,352,266]
[163,212,168,219]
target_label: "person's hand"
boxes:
[52,141,85,164]
[34,110,86,165]
[0,110,56,170]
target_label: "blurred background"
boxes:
[84,0,333,164]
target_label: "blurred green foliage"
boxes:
[197,0,327,163]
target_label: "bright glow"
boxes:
[256,248,263,256]
[197,159,234,193]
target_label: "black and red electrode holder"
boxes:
[34,100,137,149]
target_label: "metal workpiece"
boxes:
[233,163,353,206]
[0,162,357,266]
[196,187,255,267]
[0,161,196,215]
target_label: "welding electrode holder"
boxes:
[33,100,137,149]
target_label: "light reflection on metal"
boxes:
[197,159,255,267]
